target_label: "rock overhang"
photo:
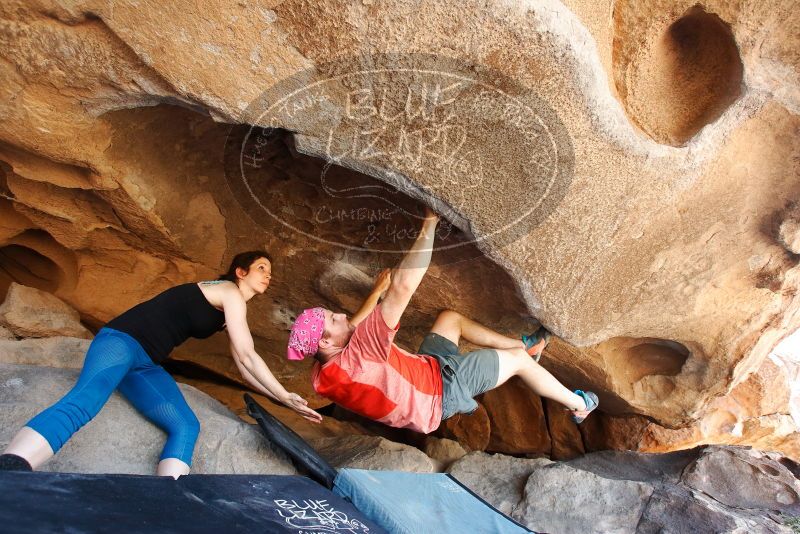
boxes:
[0,0,798,434]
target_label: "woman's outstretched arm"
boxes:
[223,287,322,423]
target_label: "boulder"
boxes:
[436,403,491,452]
[544,397,585,460]
[0,363,295,475]
[447,451,552,516]
[173,373,373,442]
[579,412,652,453]
[640,470,794,534]
[681,446,800,513]
[0,284,91,339]
[636,485,740,534]
[320,403,431,448]
[587,341,800,463]
[480,377,551,455]
[0,336,90,369]
[514,463,654,534]
[313,261,374,314]
[451,446,795,533]
[564,448,700,484]
[309,435,434,473]
[423,436,467,472]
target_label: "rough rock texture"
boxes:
[447,451,553,516]
[518,463,655,534]
[612,3,745,146]
[681,447,800,512]
[0,0,798,455]
[0,363,296,476]
[0,283,91,339]
[0,336,90,369]
[449,447,797,533]
[309,435,434,472]
[436,404,492,452]
[422,436,467,472]
[544,397,586,460]
[480,377,551,455]
[583,331,800,462]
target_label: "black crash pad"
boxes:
[0,470,386,534]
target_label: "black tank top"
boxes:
[105,283,226,364]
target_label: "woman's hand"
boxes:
[373,268,392,295]
[281,392,323,424]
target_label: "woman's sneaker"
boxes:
[522,326,552,362]
[570,390,599,424]
[0,454,32,471]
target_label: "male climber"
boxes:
[286,208,598,434]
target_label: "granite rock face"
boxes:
[447,451,553,516]
[681,446,800,512]
[518,463,655,534]
[0,283,91,339]
[449,447,798,533]
[422,436,467,472]
[310,435,434,473]
[0,0,798,456]
[0,336,90,369]
[583,332,800,462]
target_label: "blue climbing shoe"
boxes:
[522,326,552,362]
[570,390,599,424]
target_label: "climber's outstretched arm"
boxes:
[380,208,440,328]
[350,269,391,327]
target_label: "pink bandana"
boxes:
[286,307,325,360]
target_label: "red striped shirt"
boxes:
[312,306,443,433]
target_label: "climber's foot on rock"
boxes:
[522,326,552,362]
[570,390,599,424]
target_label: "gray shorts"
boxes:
[418,332,499,421]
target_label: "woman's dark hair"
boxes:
[218,250,272,283]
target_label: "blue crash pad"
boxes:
[0,470,386,534]
[333,468,535,534]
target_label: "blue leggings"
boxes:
[27,328,200,465]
